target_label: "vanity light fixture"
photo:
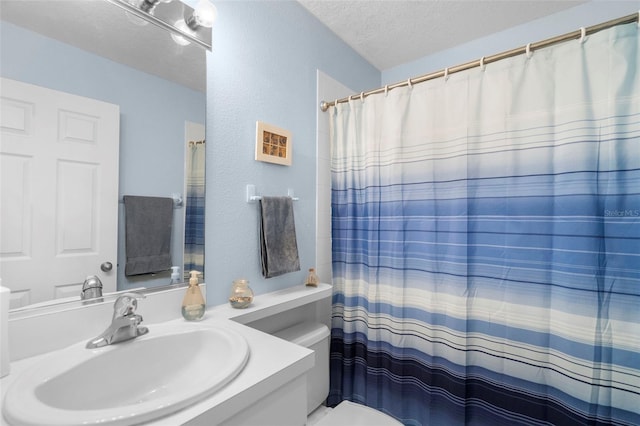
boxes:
[108,0,214,50]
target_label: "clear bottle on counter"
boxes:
[229,279,254,309]
[182,270,205,321]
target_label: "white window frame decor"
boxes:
[255,121,292,166]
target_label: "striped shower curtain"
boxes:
[328,23,639,425]
[184,141,205,277]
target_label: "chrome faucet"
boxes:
[80,275,103,300]
[86,293,149,349]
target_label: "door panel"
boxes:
[0,78,119,308]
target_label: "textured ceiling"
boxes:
[2,0,590,90]
[298,0,588,70]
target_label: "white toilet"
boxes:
[273,322,403,426]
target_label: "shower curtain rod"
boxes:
[320,12,639,112]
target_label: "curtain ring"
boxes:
[444,67,449,81]
[525,43,533,59]
[579,27,586,43]
[360,92,365,103]
[407,78,413,89]
[384,84,389,96]
[479,56,486,71]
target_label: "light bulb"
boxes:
[187,0,217,29]
[171,19,192,46]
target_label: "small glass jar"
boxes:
[229,279,254,309]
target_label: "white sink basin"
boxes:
[3,322,249,425]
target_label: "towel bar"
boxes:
[246,184,299,203]
[119,194,183,208]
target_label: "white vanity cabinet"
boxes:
[1,284,332,426]
[180,283,332,425]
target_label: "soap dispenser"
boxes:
[170,266,181,284]
[182,271,205,321]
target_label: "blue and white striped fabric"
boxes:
[328,23,639,426]
[184,142,205,277]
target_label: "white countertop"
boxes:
[209,282,332,325]
[1,283,333,425]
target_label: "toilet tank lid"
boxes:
[273,322,330,347]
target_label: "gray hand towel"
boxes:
[260,196,300,278]
[124,196,173,276]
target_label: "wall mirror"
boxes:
[0,0,207,312]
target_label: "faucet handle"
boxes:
[112,292,145,319]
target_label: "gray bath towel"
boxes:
[260,196,300,278]
[124,196,173,276]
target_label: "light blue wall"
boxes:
[203,0,639,307]
[383,1,639,84]
[204,1,379,306]
[0,21,205,290]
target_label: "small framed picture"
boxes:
[255,121,292,166]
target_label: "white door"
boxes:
[0,78,120,309]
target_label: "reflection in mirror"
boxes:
[184,122,206,274]
[0,0,206,312]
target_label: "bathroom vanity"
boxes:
[1,283,333,425]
